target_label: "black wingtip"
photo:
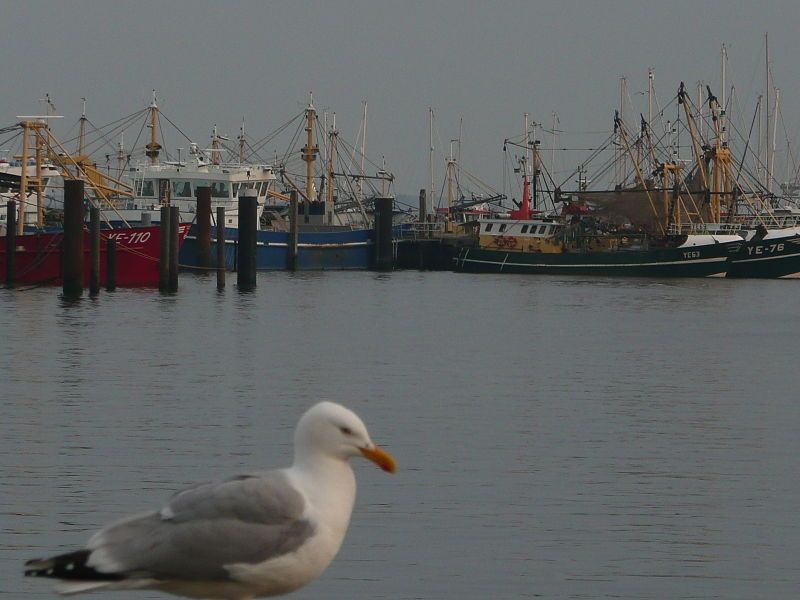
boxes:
[24,550,122,581]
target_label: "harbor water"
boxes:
[2,272,799,599]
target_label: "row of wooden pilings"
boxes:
[5,182,396,295]
[191,190,395,291]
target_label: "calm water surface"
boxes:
[2,272,799,599]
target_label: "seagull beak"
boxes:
[360,445,397,473]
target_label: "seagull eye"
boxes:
[339,426,353,436]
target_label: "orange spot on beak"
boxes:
[359,445,397,473]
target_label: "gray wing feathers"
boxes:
[87,471,314,580]
[166,471,305,525]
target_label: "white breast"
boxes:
[225,460,357,597]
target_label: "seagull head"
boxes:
[294,401,396,473]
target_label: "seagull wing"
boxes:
[86,470,315,581]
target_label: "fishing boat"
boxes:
[453,174,742,277]
[1,224,189,287]
[104,94,377,270]
[456,79,800,279]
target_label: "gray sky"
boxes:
[2,0,799,199]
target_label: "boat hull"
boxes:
[727,229,800,278]
[179,225,374,271]
[454,241,737,277]
[1,225,188,286]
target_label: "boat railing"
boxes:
[668,223,744,235]
[394,222,447,240]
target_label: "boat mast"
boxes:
[769,88,779,195]
[551,111,558,182]
[524,113,531,178]
[145,90,161,165]
[117,132,126,181]
[238,117,246,164]
[720,44,727,146]
[78,97,87,157]
[616,76,627,186]
[764,32,769,192]
[211,125,221,165]
[302,92,318,203]
[359,100,367,204]
[35,123,44,227]
[756,96,763,185]
[429,107,435,208]
[327,112,337,212]
[446,139,456,220]
[18,121,29,235]
[532,139,540,211]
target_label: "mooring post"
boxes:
[373,196,393,272]
[5,200,16,286]
[63,179,85,297]
[105,238,116,291]
[216,207,226,289]
[288,190,299,271]
[169,206,180,292]
[159,205,170,292]
[196,186,212,268]
[89,206,100,295]
[237,189,257,289]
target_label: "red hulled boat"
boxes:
[1,224,189,287]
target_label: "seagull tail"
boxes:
[25,549,125,595]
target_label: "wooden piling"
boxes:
[89,207,100,295]
[5,200,15,286]
[288,191,299,271]
[106,238,116,291]
[216,206,225,289]
[159,205,170,291]
[237,189,257,289]
[63,179,85,297]
[196,186,212,267]
[373,196,393,272]
[169,206,180,292]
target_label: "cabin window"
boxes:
[499,224,507,232]
[172,180,193,198]
[211,181,230,198]
[138,179,156,197]
[485,223,494,232]
[538,225,547,234]
[521,225,529,233]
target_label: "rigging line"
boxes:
[777,104,798,184]
[249,111,305,156]
[81,114,143,157]
[250,110,305,147]
[278,117,307,169]
[556,130,616,189]
[76,111,142,152]
[733,105,765,193]
[336,136,391,176]
[159,111,196,145]
[61,108,149,147]
[0,130,23,148]
[251,113,307,157]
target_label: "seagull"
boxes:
[24,401,396,599]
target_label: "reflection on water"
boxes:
[2,272,799,599]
